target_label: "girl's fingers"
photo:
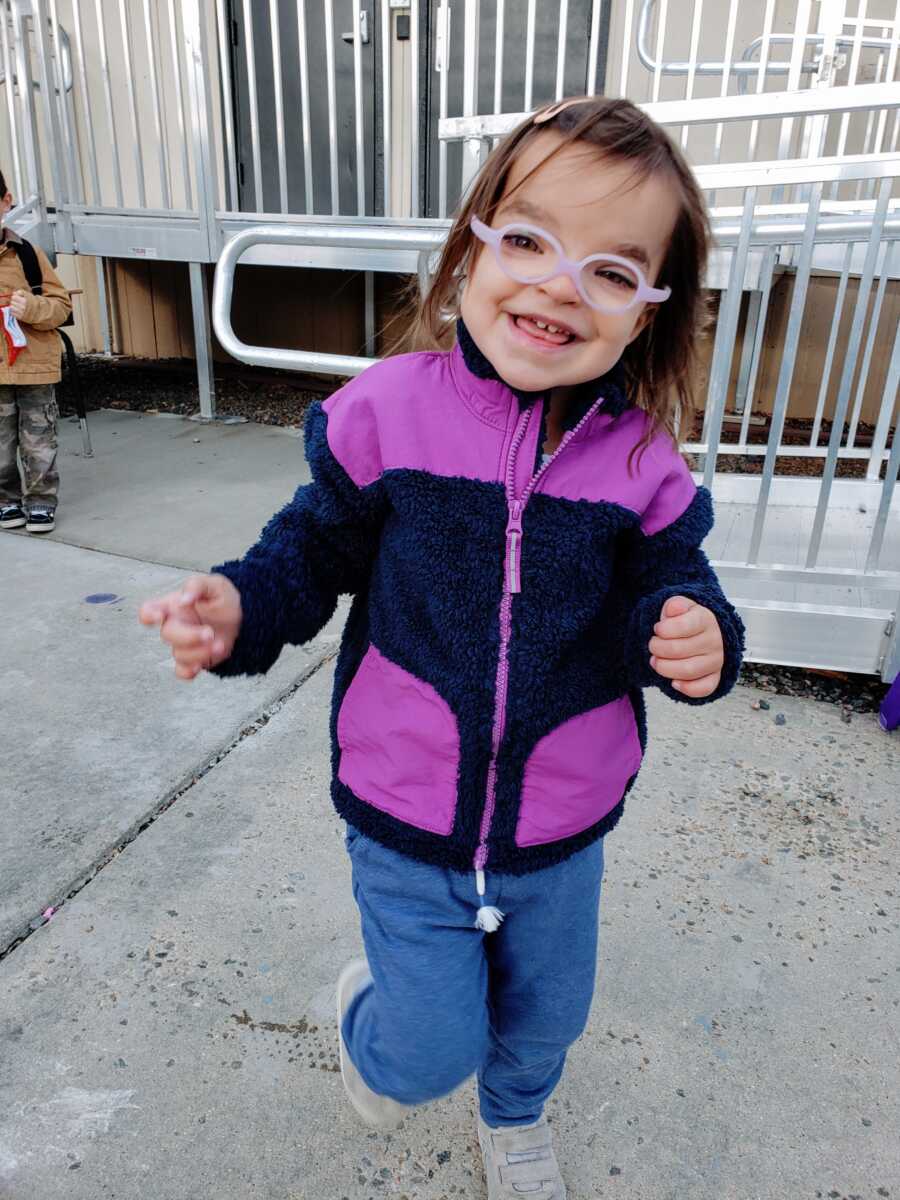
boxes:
[174,661,203,681]
[178,574,217,608]
[648,631,719,661]
[661,595,695,620]
[672,673,721,698]
[654,606,707,640]
[161,617,214,650]
[649,652,722,681]
[139,596,178,626]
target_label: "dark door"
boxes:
[228,0,380,216]
[422,0,612,218]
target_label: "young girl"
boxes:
[140,96,743,1198]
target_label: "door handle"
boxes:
[341,10,369,44]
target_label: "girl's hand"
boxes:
[139,573,242,681]
[9,289,31,320]
[648,595,724,698]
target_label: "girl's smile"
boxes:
[460,133,681,394]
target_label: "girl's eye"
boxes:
[502,233,541,253]
[594,266,636,290]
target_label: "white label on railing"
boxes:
[130,246,159,259]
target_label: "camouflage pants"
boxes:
[0,383,59,507]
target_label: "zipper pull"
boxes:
[474,868,504,933]
[505,500,523,594]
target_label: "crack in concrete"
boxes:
[6,529,208,574]
[0,650,337,963]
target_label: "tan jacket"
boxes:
[0,230,72,385]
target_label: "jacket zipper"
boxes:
[474,395,605,887]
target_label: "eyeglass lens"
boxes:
[497,226,640,310]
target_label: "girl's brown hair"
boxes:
[394,95,710,445]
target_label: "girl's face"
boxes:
[460,134,681,393]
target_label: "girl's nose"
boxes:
[536,269,581,305]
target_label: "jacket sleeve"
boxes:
[621,477,745,705]
[209,400,387,677]
[20,247,72,330]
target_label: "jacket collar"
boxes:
[452,317,632,429]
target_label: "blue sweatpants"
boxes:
[341,825,605,1127]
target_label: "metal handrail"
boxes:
[437,81,900,142]
[0,8,73,92]
[212,224,447,376]
[212,193,899,380]
[636,0,893,78]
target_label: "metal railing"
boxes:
[0,1,897,678]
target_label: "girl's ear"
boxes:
[627,303,657,345]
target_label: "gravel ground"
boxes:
[738,663,889,717]
[60,356,895,717]
[59,355,324,428]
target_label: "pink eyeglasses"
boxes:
[470,216,671,314]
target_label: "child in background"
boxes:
[140,97,744,1198]
[0,170,72,534]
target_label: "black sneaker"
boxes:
[0,503,26,529]
[25,505,56,533]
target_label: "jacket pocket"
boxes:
[515,697,641,847]
[337,644,460,836]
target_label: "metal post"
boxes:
[242,0,264,212]
[71,0,101,205]
[0,4,22,196]
[409,0,420,217]
[437,0,450,217]
[700,189,757,489]
[189,262,216,421]
[214,0,238,210]
[351,0,365,217]
[93,0,122,206]
[747,184,822,564]
[733,288,761,416]
[32,0,70,245]
[380,0,391,216]
[183,0,220,419]
[461,0,483,196]
[364,270,376,358]
[524,0,536,111]
[144,0,171,210]
[738,247,776,445]
[117,0,146,208]
[182,0,218,259]
[323,0,339,214]
[170,0,195,210]
[864,326,900,554]
[298,0,314,213]
[95,256,113,356]
[807,177,893,566]
[493,0,505,113]
[271,0,288,213]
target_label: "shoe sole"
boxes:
[336,959,406,1130]
[0,519,26,529]
[26,522,55,533]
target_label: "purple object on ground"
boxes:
[880,674,900,732]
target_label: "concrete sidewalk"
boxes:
[1,411,898,1200]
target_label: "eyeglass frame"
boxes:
[469,216,671,314]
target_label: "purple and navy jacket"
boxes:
[212,325,744,876]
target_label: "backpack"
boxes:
[7,237,74,327]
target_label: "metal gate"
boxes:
[0,0,897,679]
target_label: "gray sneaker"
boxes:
[336,959,408,1130]
[478,1115,567,1199]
